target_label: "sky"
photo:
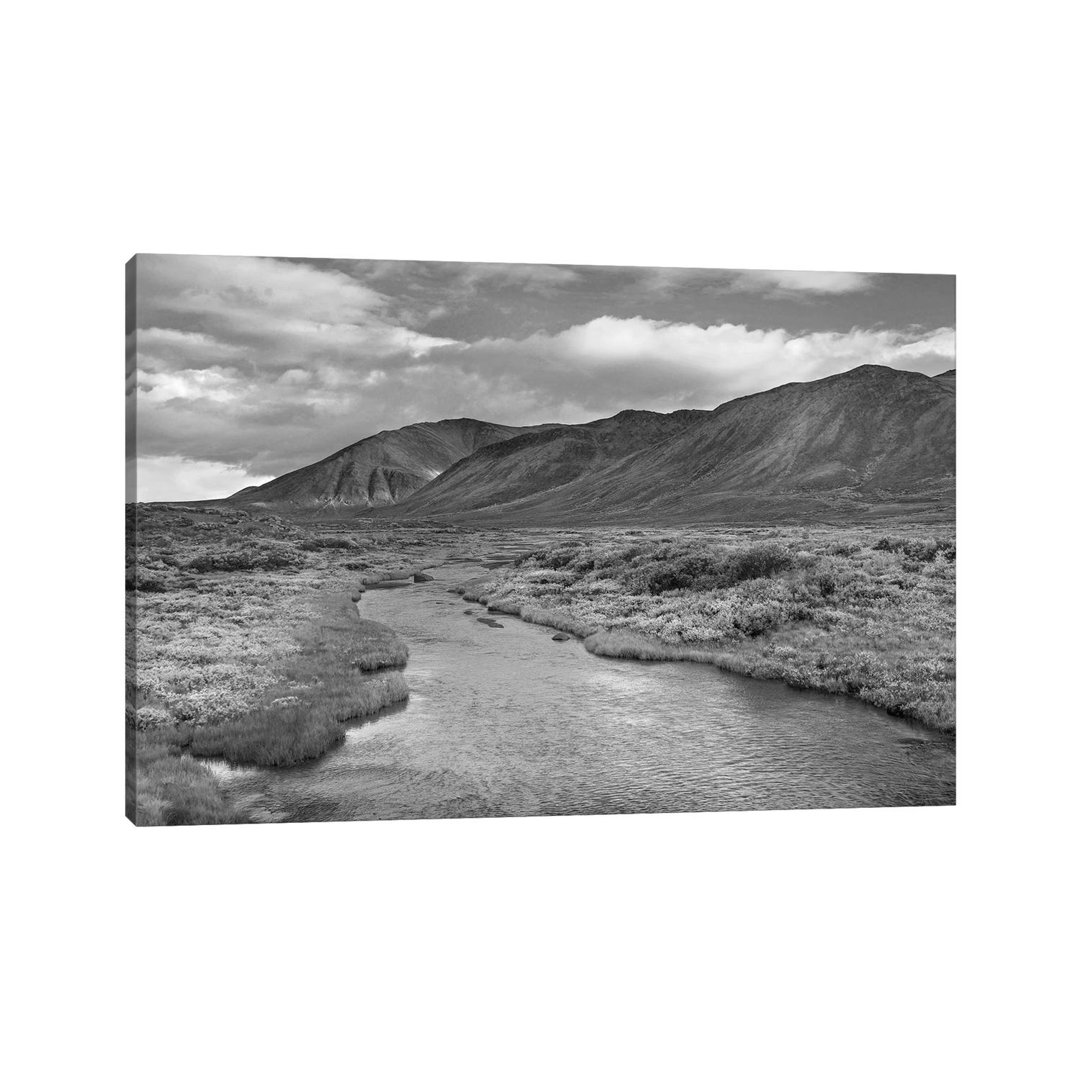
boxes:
[129,254,955,501]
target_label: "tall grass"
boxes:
[183,595,411,767]
[517,605,597,639]
[187,672,409,766]
[131,729,247,826]
[583,629,717,664]
[128,507,439,823]
[132,581,411,819]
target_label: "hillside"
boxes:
[388,365,955,523]
[227,418,546,511]
[384,408,707,518]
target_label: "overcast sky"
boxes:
[129,254,955,501]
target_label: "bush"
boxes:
[186,541,304,573]
[629,553,727,594]
[873,536,955,563]
[296,536,360,551]
[722,542,796,584]
[624,541,795,595]
[523,544,582,570]
[134,570,170,592]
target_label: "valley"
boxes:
[128,362,956,825]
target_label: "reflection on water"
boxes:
[216,563,956,823]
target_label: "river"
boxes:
[213,558,956,822]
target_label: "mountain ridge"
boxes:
[386,364,955,523]
[227,364,955,523]
[227,417,555,511]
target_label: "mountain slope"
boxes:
[389,365,955,523]
[386,408,708,518]
[227,418,547,510]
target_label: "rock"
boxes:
[413,572,434,582]
[551,633,571,641]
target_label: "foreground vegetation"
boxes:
[126,504,438,825]
[465,527,956,730]
[127,505,956,825]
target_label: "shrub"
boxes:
[296,536,360,551]
[186,541,304,573]
[721,542,796,584]
[524,544,582,570]
[623,541,795,594]
[134,570,170,592]
[873,536,955,563]
[629,553,727,594]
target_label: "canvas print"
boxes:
[126,255,956,825]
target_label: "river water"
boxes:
[213,560,956,822]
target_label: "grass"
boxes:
[129,728,248,826]
[127,508,956,827]
[187,671,409,766]
[127,505,424,823]
[474,527,956,731]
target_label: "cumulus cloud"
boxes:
[439,317,955,417]
[135,254,454,376]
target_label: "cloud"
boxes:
[363,259,581,295]
[458,262,582,294]
[726,269,876,295]
[132,455,276,503]
[441,317,955,417]
[134,254,455,377]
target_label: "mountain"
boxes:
[227,418,548,511]
[381,408,708,518]
[388,365,955,523]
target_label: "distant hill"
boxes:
[229,364,955,523]
[227,418,548,511]
[389,365,955,523]
[385,408,707,518]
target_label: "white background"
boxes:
[4,2,1077,1078]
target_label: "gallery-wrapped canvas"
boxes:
[126,255,955,825]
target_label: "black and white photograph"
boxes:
[9,3,1076,1077]
[127,255,956,824]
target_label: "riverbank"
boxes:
[129,593,411,823]
[460,528,956,731]
[127,507,956,824]
[127,504,424,824]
